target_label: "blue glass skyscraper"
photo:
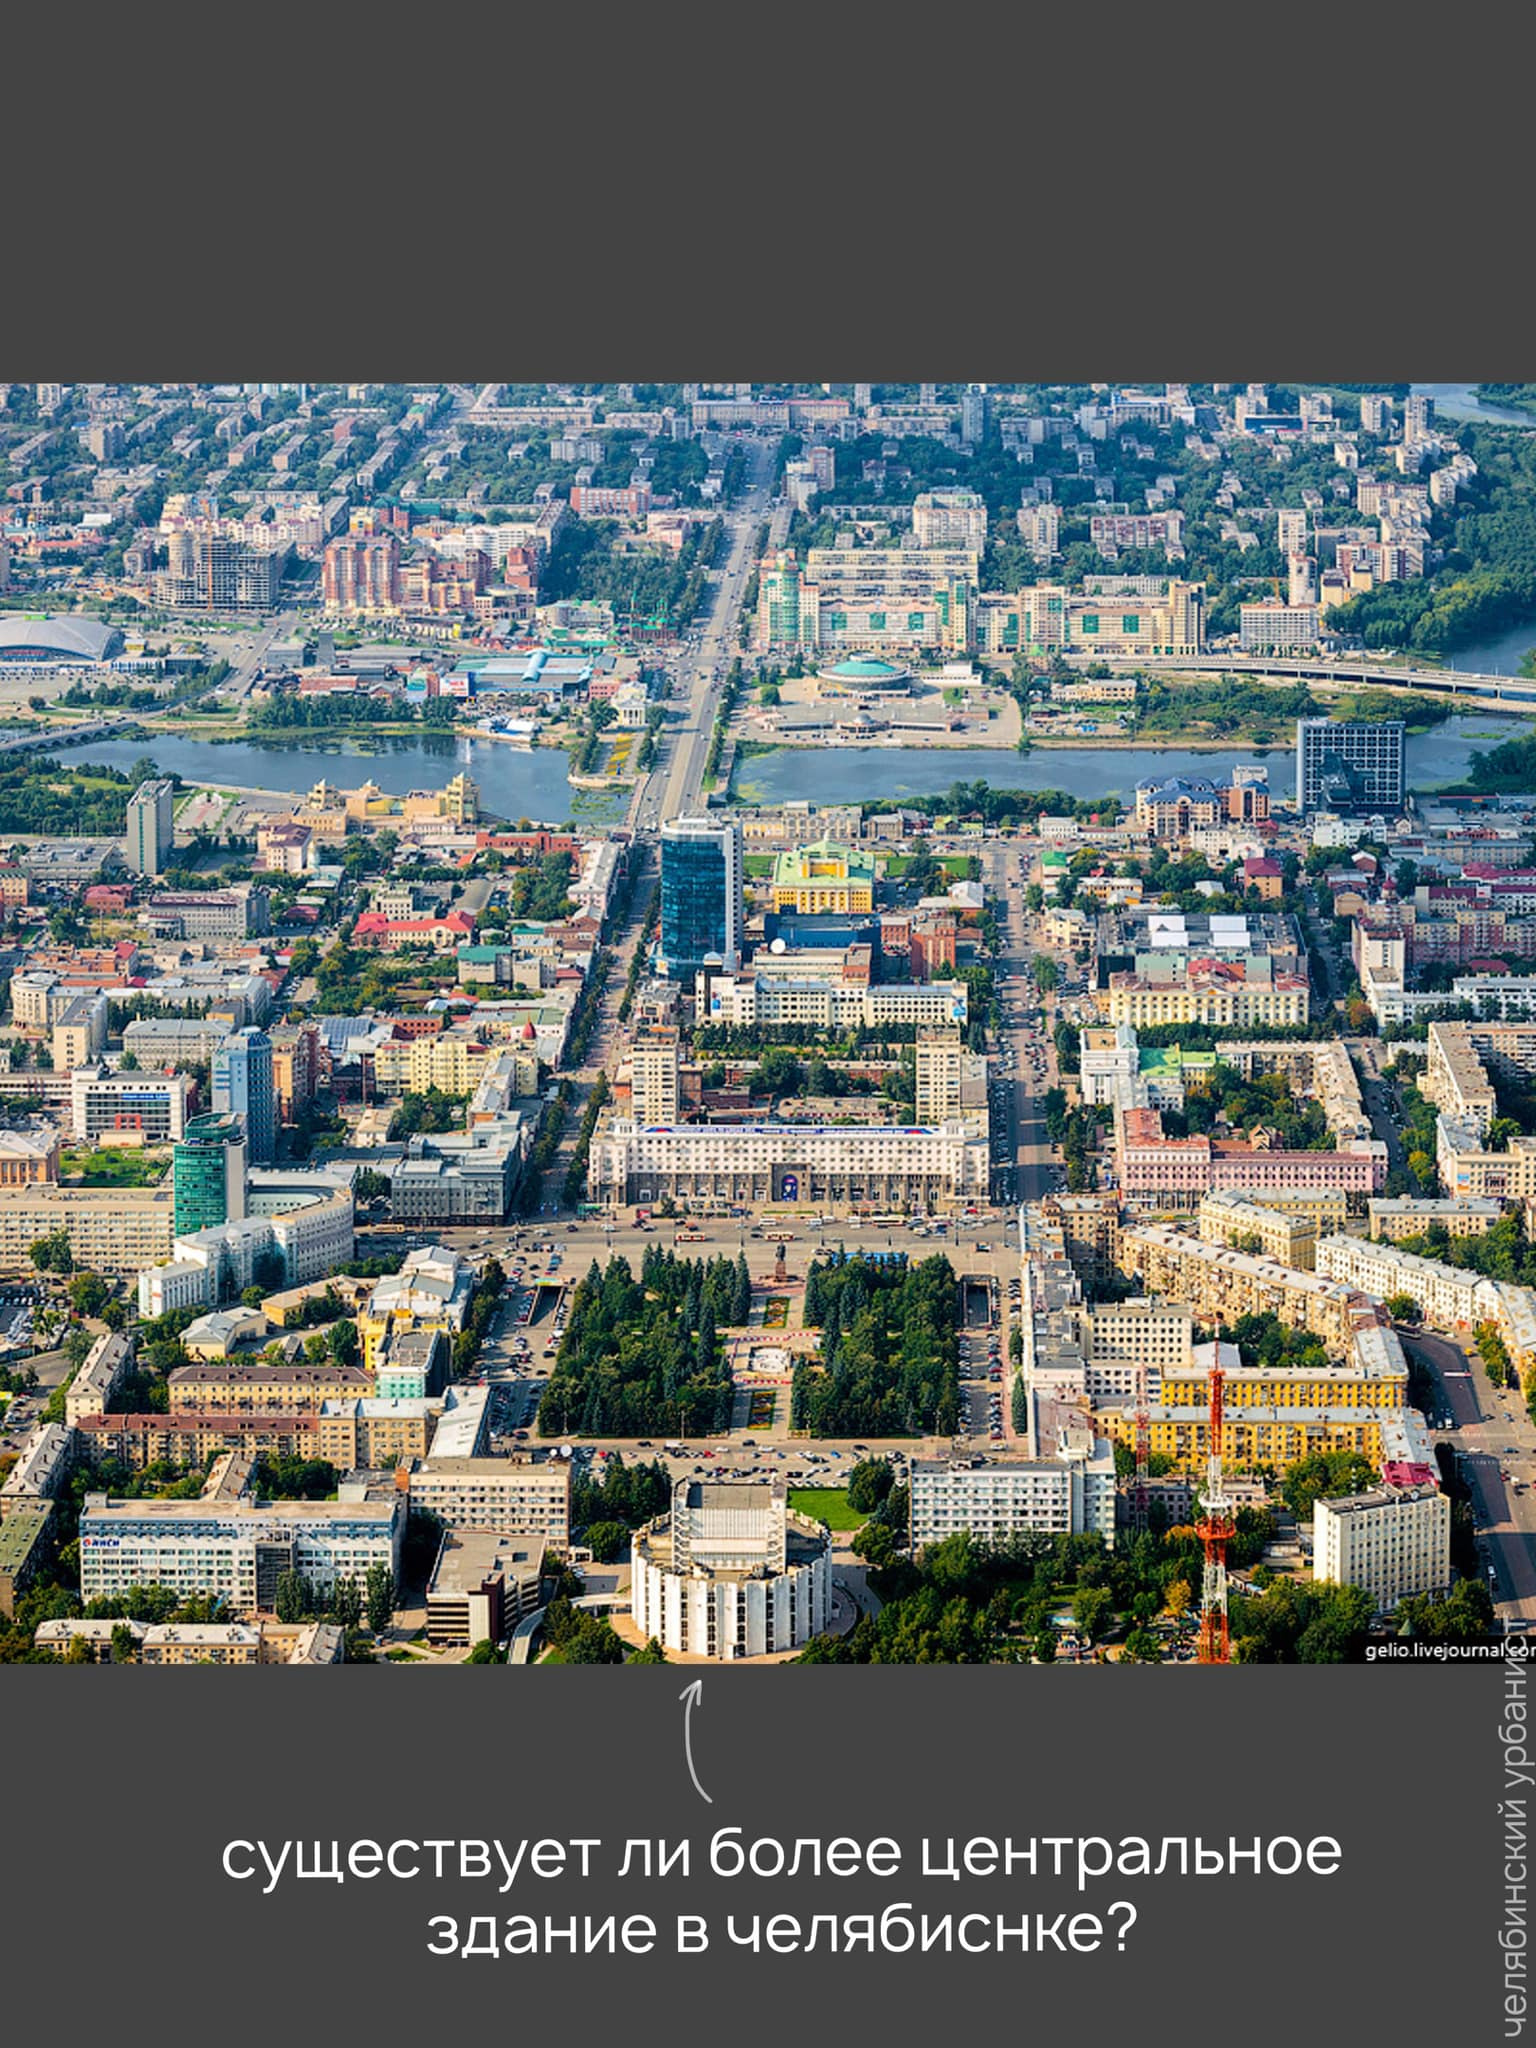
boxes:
[212,1026,276,1166]
[658,816,743,983]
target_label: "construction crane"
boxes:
[1195,1358,1234,1664]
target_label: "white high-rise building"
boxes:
[1403,392,1434,445]
[1313,1484,1450,1614]
[1275,507,1308,555]
[912,488,988,551]
[126,778,176,876]
[630,1026,681,1124]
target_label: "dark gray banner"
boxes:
[3,1662,1514,2046]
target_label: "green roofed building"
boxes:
[1138,1043,1217,1114]
[770,838,876,915]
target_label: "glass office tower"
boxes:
[172,1113,248,1237]
[212,1026,276,1166]
[658,817,743,983]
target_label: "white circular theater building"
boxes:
[630,1479,832,1660]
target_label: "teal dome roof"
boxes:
[827,657,902,677]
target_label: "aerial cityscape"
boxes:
[4,376,1536,1665]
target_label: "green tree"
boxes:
[466,1639,502,1664]
[847,1458,895,1517]
[583,1520,630,1563]
[274,1570,309,1623]
[364,1560,395,1634]
[1384,1291,1418,1323]
[29,1227,74,1276]
[67,1272,109,1318]
[628,1636,669,1664]
[1072,1584,1114,1645]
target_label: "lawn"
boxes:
[60,1147,170,1189]
[883,854,977,880]
[744,854,776,879]
[788,1487,867,1533]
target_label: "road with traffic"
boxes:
[632,440,774,832]
[1408,1327,1536,1625]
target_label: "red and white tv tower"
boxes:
[1132,1363,1151,1532]
[1195,1358,1234,1665]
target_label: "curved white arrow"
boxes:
[679,1679,712,1803]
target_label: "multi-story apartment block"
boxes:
[1116,1223,1377,1353]
[755,547,980,655]
[1436,1116,1536,1202]
[1197,1190,1318,1271]
[908,1439,1117,1551]
[704,971,968,1033]
[1367,1197,1502,1243]
[1315,1233,1493,1328]
[914,1032,988,1130]
[406,1458,571,1549]
[1132,770,1270,840]
[1015,503,1061,564]
[314,1400,437,1470]
[125,778,175,876]
[157,524,288,612]
[167,1364,373,1416]
[1240,600,1320,651]
[1079,1301,1194,1402]
[322,532,401,612]
[0,1186,176,1278]
[911,489,988,551]
[1089,511,1186,557]
[78,1486,405,1615]
[76,1411,322,1471]
[629,1026,681,1125]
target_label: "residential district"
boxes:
[2,380,1536,1665]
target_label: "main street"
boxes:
[981,836,1061,1208]
[632,438,774,832]
[1408,1327,1536,1626]
[539,451,774,1191]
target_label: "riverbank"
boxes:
[727,712,1532,809]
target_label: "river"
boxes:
[49,712,1528,818]
[730,712,1530,809]
[46,728,630,829]
[1409,382,1536,429]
